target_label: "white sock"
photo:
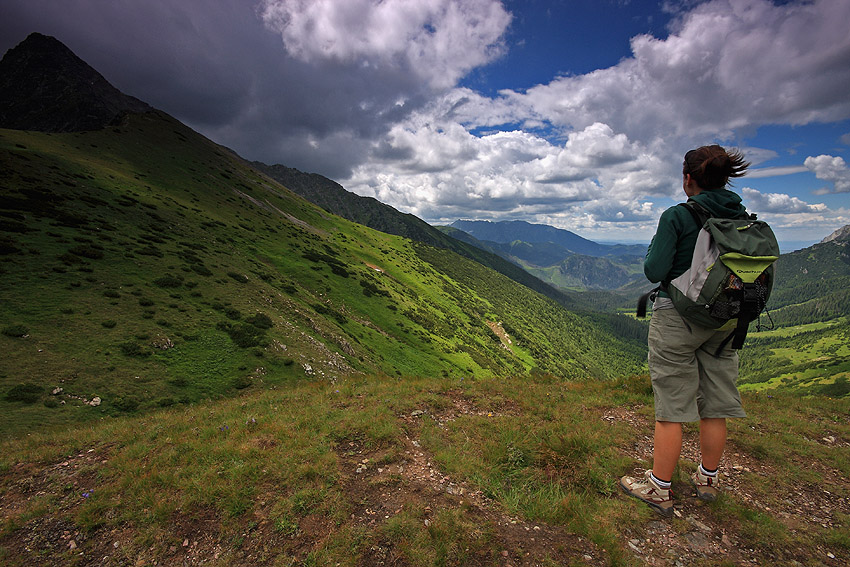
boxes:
[649,471,672,489]
[699,463,718,477]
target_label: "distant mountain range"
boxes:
[449,220,647,257]
[442,220,647,291]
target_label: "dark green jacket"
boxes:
[644,188,748,289]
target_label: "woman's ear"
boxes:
[683,173,701,196]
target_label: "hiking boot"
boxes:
[691,468,720,501]
[619,470,673,517]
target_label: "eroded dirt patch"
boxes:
[333,409,609,567]
[0,444,117,565]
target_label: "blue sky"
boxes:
[2,0,849,248]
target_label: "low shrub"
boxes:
[246,313,274,329]
[136,245,163,257]
[191,264,213,276]
[119,341,150,357]
[818,377,850,398]
[68,245,104,259]
[153,274,183,288]
[112,396,140,412]
[217,322,266,348]
[311,303,347,325]
[2,324,29,337]
[5,383,42,403]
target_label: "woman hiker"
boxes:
[619,145,751,516]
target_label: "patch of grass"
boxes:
[0,372,849,565]
[68,244,104,259]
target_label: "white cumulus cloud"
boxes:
[741,187,828,214]
[805,155,850,194]
[259,0,511,89]
[340,0,850,237]
[512,0,850,142]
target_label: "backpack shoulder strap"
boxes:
[678,201,711,229]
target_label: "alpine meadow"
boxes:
[1,33,848,567]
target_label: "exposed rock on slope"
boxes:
[821,224,850,244]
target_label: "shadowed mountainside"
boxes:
[0,32,151,132]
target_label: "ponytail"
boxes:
[683,145,749,189]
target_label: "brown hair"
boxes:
[682,145,749,190]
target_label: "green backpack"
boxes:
[638,201,780,353]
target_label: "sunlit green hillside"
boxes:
[0,111,645,438]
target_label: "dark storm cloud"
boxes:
[0,0,440,178]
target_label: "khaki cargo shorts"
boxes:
[648,306,746,422]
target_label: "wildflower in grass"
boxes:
[219,425,229,432]
[82,490,93,499]
[245,417,257,426]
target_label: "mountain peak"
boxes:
[820,224,850,244]
[0,32,151,132]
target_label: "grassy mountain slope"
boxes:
[247,166,650,357]
[522,254,644,291]
[251,162,582,309]
[768,237,850,318]
[0,112,644,438]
